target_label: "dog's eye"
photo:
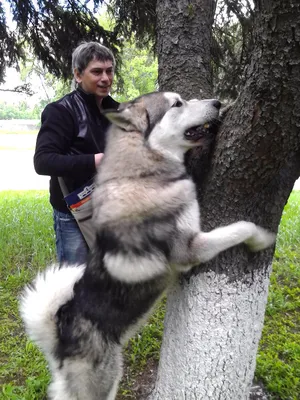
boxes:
[172,100,183,108]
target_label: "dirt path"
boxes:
[0,133,37,150]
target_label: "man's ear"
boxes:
[104,102,148,133]
[73,68,82,84]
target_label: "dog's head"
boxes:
[104,92,221,159]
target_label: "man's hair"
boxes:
[72,42,115,73]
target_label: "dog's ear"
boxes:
[104,102,148,133]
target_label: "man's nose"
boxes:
[100,72,109,81]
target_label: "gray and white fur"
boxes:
[20,92,275,400]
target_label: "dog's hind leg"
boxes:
[53,345,123,400]
[48,370,77,400]
[107,378,121,400]
[180,221,275,267]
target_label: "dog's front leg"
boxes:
[186,221,275,266]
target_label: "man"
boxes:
[34,42,119,264]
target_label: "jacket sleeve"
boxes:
[34,103,96,177]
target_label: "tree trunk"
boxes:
[151,267,271,400]
[156,0,216,99]
[150,0,300,398]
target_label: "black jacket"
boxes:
[34,87,119,213]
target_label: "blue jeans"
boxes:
[53,209,89,265]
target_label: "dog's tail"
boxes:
[19,264,85,353]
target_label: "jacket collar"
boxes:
[76,86,119,110]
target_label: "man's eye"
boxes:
[172,100,183,107]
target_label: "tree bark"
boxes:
[150,0,300,398]
[151,268,271,400]
[156,0,216,99]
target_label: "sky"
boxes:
[0,68,45,106]
[0,0,104,105]
[0,2,28,104]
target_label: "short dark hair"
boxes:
[72,42,115,74]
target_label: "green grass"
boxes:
[0,129,38,135]
[0,131,37,150]
[0,146,35,151]
[0,191,55,400]
[255,192,300,399]
[0,190,299,399]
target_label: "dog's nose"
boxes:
[212,100,222,110]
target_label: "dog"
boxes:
[20,92,275,400]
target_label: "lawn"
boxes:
[0,130,38,135]
[255,192,300,399]
[0,190,299,399]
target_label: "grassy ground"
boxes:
[0,130,38,135]
[0,133,37,151]
[0,190,299,399]
[0,191,55,400]
[255,192,300,399]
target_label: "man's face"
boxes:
[74,59,114,99]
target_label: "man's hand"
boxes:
[95,153,104,167]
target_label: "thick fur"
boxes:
[20,92,276,400]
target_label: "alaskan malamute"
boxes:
[20,92,275,400]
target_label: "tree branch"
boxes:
[0,84,34,95]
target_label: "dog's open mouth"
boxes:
[184,123,214,141]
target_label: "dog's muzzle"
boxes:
[184,122,218,141]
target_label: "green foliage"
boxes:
[2,9,156,118]
[110,0,254,100]
[0,101,40,120]
[20,57,71,102]
[99,9,158,101]
[0,0,259,102]
[0,190,299,399]
[1,0,122,83]
[114,44,157,102]
[109,0,156,49]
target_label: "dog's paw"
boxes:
[245,226,276,252]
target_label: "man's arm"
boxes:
[34,103,97,177]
